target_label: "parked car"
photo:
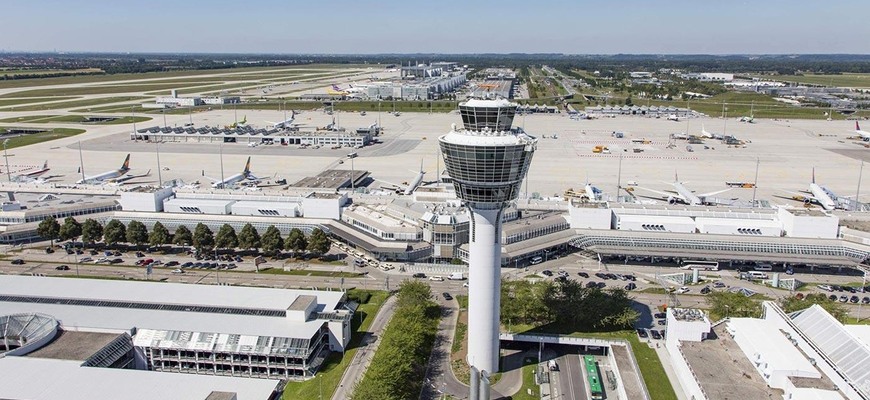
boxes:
[578,272,589,278]
[171,269,185,274]
[829,295,838,301]
[840,296,849,303]
[55,265,70,271]
[650,330,662,340]
[863,297,870,304]
[110,258,123,264]
[700,286,711,295]
[182,262,193,268]
[586,281,598,289]
[45,247,55,254]
[657,319,667,326]
[636,329,648,339]
[79,257,93,263]
[624,283,637,291]
[818,284,833,292]
[442,292,453,301]
[11,259,24,265]
[676,287,690,294]
[541,270,553,277]
[713,281,726,288]
[429,276,444,281]
[851,296,860,303]
[165,261,179,267]
[412,273,426,278]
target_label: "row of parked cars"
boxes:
[818,284,867,294]
[637,328,665,340]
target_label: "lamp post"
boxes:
[347,152,358,192]
[3,139,10,182]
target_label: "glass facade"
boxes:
[439,142,534,205]
[459,104,516,131]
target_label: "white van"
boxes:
[754,263,773,271]
[530,256,544,265]
[748,271,768,280]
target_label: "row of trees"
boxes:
[708,291,848,322]
[501,279,639,332]
[351,281,440,400]
[36,217,331,256]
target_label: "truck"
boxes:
[448,272,466,281]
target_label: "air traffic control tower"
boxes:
[439,98,537,398]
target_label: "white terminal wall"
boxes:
[778,208,840,239]
[665,310,711,344]
[231,201,300,217]
[163,198,234,215]
[302,195,345,219]
[568,204,612,229]
[695,217,782,236]
[727,318,821,390]
[615,214,695,233]
[118,188,174,212]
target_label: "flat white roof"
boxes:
[617,214,695,224]
[788,388,846,400]
[845,325,870,349]
[0,357,278,400]
[0,276,343,338]
[695,217,782,228]
[728,318,820,378]
[0,275,344,312]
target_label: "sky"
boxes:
[2,0,869,54]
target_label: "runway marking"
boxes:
[575,154,699,160]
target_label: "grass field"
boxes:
[0,96,78,108]
[281,289,389,400]
[0,96,148,111]
[0,115,151,125]
[0,127,87,149]
[753,73,870,88]
[0,64,368,90]
[641,92,870,121]
[508,357,540,400]
[1,68,103,76]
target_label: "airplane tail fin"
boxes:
[121,154,130,170]
[812,167,816,184]
[43,160,48,169]
[243,157,251,175]
[675,170,679,183]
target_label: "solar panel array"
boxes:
[0,295,285,318]
[136,125,280,137]
[792,305,870,397]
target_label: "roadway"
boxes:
[332,295,397,400]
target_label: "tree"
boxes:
[708,291,762,319]
[237,223,261,252]
[149,221,170,248]
[172,225,193,247]
[103,219,127,246]
[59,217,82,242]
[260,225,283,255]
[126,220,148,247]
[285,228,308,256]
[215,224,238,251]
[36,216,61,246]
[192,223,215,251]
[780,293,847,323]
[306,228,331,257]
[81,219,103,246]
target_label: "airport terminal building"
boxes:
[0,276,353,381]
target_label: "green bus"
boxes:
[584,355,604,400]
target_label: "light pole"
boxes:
[3,139,10,182]
[319,374,323,400]
[347,152,357,192]
[219,143,225,189]
[156,141,163,187]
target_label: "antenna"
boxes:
[78,141,86,181]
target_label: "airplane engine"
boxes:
[667,196,678,205]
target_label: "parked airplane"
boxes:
[378,159,427,195]
[782,168,838,211]
[205,157,259,189]
[667,114,683,122]
[76,154,149,185]
[855,121,870,141]
[266,110,298,129]
[18,161,50,178]
[700,124,721,139]
[637,172,732,206]
[225,116,247,129]
[739,116,755,123]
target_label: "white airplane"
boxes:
[782,168,838,211]
[739,116,755,123]
[637,172,732,206]
[378,159,427,195]
[667,114,683,122]
[205,157,259,189]
[700,124,721,139]
[18,161,50,178]
[855,121,870,141]
[267,110,298,129]
[76,154,150,185]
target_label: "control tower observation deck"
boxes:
[439,98,537,378]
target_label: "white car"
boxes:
[676,286,690,294]
[429,276,444,281]
[171,269,184,274]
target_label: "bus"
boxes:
[680,260,719,271]
[584,355,604,400]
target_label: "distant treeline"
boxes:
[1,53,870,77]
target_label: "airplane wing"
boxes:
[202,170,221,184]
[374,178,404,191]
[635,186,677,199]
[698,188,732,198]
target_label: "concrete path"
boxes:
[421,297,469,399]
[332,295,397,400]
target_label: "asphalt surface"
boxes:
[332,295,397,400]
